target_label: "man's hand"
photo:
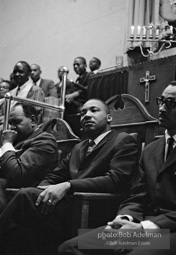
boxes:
[105,217,143,230]
[65,92,79,103]
[36,182,71,215]
[1,130,17,145]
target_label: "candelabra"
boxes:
[128,24,176,60]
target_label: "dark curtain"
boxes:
[87,68,128,102]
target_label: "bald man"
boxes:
[31,64,57,97]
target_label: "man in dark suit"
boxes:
[64,57,90,116]
[0,98,138,254]
[0,102,58,212]
[31,63,57,97]
[59,81,176,255]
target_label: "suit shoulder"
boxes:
[35,131,57,143]
[41,78,54,84]
[112,131,137,142]
[144,137,163,151]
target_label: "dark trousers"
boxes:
[0,187,73,255]
[58,226,176,255]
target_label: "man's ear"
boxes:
[31,114,37,126]
[107,114,112,123]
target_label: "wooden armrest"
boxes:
[72,192,127,200]
[5,188,20,202]
[70,192,129,236]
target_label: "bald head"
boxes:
[31,64,42,82]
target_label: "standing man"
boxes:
[0,98,138,254]
[31,63,57,97]
[59,81,176,255]
[0,102,58,212]
[89,57,101,74]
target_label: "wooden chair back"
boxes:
[106,94,159,154]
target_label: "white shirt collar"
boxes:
[165,130,176,145]
[90,130,111,145]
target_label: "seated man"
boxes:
[59,81,176,255]
[64,57,90,116]
[0,61,45,125]
[0,102,58,212]
[0,98,138,254]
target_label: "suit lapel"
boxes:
[79,139,89,162]
[162,146,176,172]
[157,136,176,174]
[156,137,165,174]
[39,79,44,88]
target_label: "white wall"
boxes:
[0,0,128,82]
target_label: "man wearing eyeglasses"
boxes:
[58,82,176,255]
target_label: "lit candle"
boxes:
[155,28,159,39]
[149,26,153,38]
[170,26,173,34]
[130,26,135,37]
[142,26,146,38]
[137,25,141,37]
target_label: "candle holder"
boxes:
[128,24,176,60]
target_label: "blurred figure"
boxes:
[0,80,11,99]
[0,80,12,123]
[0,78,3,84]
[31,64,57,97]
[89,57,101,74]
[56,66,76,98]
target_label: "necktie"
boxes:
[16,86,20,96]
[86,140,95,156]
[166,137,174,159]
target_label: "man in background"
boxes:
[89,57,101,74]
[64,57,90,116]
[31,63,57,97]
[0,61,45,124]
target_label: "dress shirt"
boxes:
[0,142,15,157]
[35,79,41,87]
[89,130,111,146]
[10,78,33,109]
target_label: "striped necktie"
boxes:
[86,140,95,156]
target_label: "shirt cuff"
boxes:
[0,143,15,157]
[141,220,160,229]
[116,215,133,222]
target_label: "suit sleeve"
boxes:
[69,134,138,194]
[39,153,71,186]
[48,81,58,97]
[0,133,58,188]
[117,153,151,222]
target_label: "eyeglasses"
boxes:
[156,97,176,110]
